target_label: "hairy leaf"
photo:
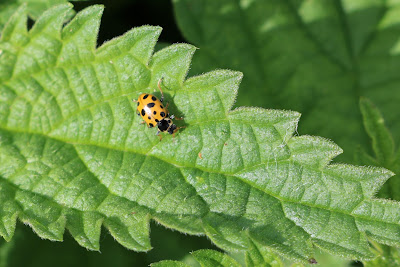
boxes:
[152,248,282,267]
[0,3,399,263]
[151,260,190,267]
[152,250,241,267]
[245,239,282,267]
[191,250,241,267]
[172,0,400,162]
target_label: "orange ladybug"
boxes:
[134,78,179,136]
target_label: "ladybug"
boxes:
[134,78,180,136]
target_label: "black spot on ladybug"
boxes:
[155,119,159,122]
[143,94,149,99]
[160,105,164,109]
[147,103,155,108]
[160,112,166,117]
[137,102,139,106]
[149,123,154,128]
[141,109,145,116]
[153,111,157,115]
[151,96,157,101]
[148,116,151,120]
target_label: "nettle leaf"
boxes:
[151,260,190,267]
[152,250,241,267]
[0,0,78,32]
[245,239,282,267]
[172,0,400,162]
[356,98,400,201]
[364,243,400,267]
[0,3,399,264]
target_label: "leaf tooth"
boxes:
[59,5,104,66]
[229,107,301,143]
[20,213,66,242]
[98,195,151,251]
[0,202,20,242]
[97,25,162,66]
[16,190,66,241]
[150,43,196,90]
[65,209,103,251]
[288,135,343,168]
[1,4,28,44]
[29,4,73,38]
[323,164,394,198]
[181,70,243,117]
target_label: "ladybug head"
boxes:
[167,124,177,135]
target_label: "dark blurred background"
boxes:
[74,0,186,46]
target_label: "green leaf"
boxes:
[245,238,282,267]
[0,0,78,32]
[151,260,191,267]
[356,98,400,200]
[172,0,400,162]
[364,244,400,267]
[356,98,400,265]
[192,249,241,267]
[151,250,241,267]
[359,98,395,165]
[0,3,399,264]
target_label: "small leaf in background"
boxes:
[191,249,241,267]
[357,98,400,201]
[364,242,400,267]
[245,238,282,267]
[172,0,400,163]
[0,2,400,266]
[356,98,400,266]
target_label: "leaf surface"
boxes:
[0,3,399,263]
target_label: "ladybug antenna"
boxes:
[158,77,165,102]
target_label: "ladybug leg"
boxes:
[172,126,186,137]
[156,131,163,141]
[158,77,165,102]
[170,114,183,120]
